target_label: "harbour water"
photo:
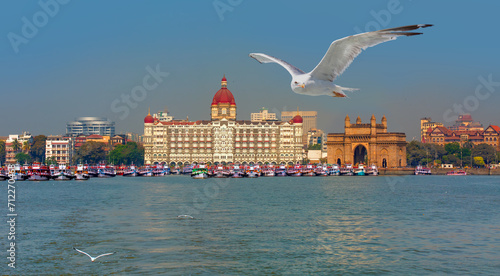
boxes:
[3,176,500,275]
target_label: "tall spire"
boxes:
[148,107,151,115]
[221,74,227,88]
[296,107,300,116]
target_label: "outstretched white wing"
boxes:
[74,248,93,260]
[249,53,305,77]
[94,252,116,260]
[309,24,433,82]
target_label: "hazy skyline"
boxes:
[2,0,500,140]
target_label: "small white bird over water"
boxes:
[250,24,432,98]
[73,247,115,262]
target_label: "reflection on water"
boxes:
[3,176,500,274]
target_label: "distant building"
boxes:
[111,134,127,147]
[5,132,33,164]
[424,125,500,150]
[281,110,317,146]
[327,115,407,168]
[66,117,115,137]
[448,114,484,131]
[45,135,73,165]
[152,108,174,122]
[251,107,277,122]
[420,117,443,142]
[307,128,327,152]
[126,132,144,143]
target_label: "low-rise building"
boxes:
[5,132,33,164]
[45,135,74,165]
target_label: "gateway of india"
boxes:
[327,115,407,168]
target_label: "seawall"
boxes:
[379,168,500,175]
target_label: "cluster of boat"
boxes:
[190,163,379,179]
[1,162,379,181]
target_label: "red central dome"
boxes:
[211,75,235,106]
[292,114,303,123]
[144,109,154,123]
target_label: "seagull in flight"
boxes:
[249,24,432,98]
[73,247,116,262]
[177,215,194,219]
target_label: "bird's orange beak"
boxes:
[300,84,305,88]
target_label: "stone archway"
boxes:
[354,145,367,164]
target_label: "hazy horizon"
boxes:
[2,1,500,141]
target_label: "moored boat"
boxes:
[52,164,75,180]
[191,164,209,179]
[28,162,51,181]
[340,164,354,176]
[275,164,287,176]
[245,165,260,178]
[287,164,303,177]
[123,165,137,177]
[329,164,340,176]
[365,164,378,176]
[230,165,244,178]
[302,164,315,176]
[414,165,432,175]
[314,164,329,176]
[75,164,90,180]
[446,170,467,176]
[98,164,116,178]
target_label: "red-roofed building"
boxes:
[143,76,304,165]
[424,124,500,151]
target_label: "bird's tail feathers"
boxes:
[339,86,359,92]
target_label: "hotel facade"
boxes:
[143,76,304,165]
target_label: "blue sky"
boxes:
[1,0,500,140]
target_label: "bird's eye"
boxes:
[294,81,298,84]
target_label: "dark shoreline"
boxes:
[379,168,500,175]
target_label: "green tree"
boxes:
[11,139,21,153]
[108,142,144,165]
[0,141,5,165]
[29,135,47,162]
[73,141,107,164]
[473,156,485,167]
[472,143,496,164]
[22,140,31,153]
[445,142,460,155]
[308,144,322,150]
[46,156,58,165]
[15,152,31,164]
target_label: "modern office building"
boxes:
[66,117,115,137]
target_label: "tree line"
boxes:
[0,135,144,166]
[407,141,499,168]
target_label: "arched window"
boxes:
[382,158,387,168]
